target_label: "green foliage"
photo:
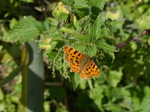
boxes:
[136,15,150,30]
[6,16,47,41]
[0,0,150,112]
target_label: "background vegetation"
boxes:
[0,0,150,112]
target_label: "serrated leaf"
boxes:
[89,0,105,10]
[87,46,97,57]
[73,35,90,43]
[74,42,87,53]
[72,0,89,9]
[91,14,104,39]
[34,19,47,31]
[6,16,42,41]
[72,0,89,18]
[96,0,105,10]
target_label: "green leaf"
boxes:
[49,40,58,52]
[41,18,50,30]
[87,45,97,57]
[111,88,123,100]
[0,103,5,111]
[89,0,105,10]
[71,73,81,89]
[120,88,133,110]
[59,12,69,21]
[107,69,123,87]
[106,20,118,33]
[62,0,73,5]
[74,42,87,53]
[104,102,124,112]
[6,16,43,41]
[136,15,150,30]
[107,52,115,62]
[89,85,104,111]
[73,35,90,43]
[72,0,89,18]
[60,27,77,34]
[56,107,68,112]
[96,0,105,10]
[48,17,59,26]
[91,14,104,39]
[21,0,34,3]
[89,85,103,99]
[98,40,118,61]
[119,1,135,20]
[9,18,18,29]
[0,89,4,100]
[47,51,58,63]
[78,79,87,90]
[140,86,150,112]
[72,0,89,9]
[52,2,69,21]
[71,15,81,31]
[34,19,48,31]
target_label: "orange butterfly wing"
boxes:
[64,46,100,79]
[80,60,100,78]
[64,46,88,73]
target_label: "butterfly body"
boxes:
[64,46,100,79]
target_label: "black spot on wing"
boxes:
[75,60,79,64]
[73,50,78,54]
[69,48,73,52]
[92,64,95,68]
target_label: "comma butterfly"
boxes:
[63,46,100,79]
